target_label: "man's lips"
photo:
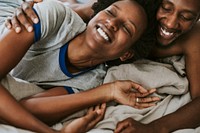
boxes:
[159,25,176,40]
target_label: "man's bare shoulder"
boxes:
[189,21,200,36]
[180,22,200,54]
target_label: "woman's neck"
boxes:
[66,34,104,71]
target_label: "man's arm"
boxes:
[183,23,200,98]
[115,97,200,133]
[5,0,96,33]
[150,23,200,97]
[151,24,200,99]
[151,96,200,132]
[115,24,200,133]
[67,0,96,23]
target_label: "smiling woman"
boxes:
[85,0,147,61]
[91,0,161,62]
[9,0,160,85]
[0,0,161,132]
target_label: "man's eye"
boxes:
[161,4,172,12]
[180,15,194,21]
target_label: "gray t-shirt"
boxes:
[0,0,106,91]
[0,0,22,35]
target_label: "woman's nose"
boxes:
[106,18,119,31]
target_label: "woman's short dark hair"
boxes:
[91,0,162,66]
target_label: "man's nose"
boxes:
[165,13,179,29]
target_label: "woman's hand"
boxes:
[5,0,42,33]
[61,103,106,133]
[110,80,160,109]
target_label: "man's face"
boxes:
[156,0,200,46]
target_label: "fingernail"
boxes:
[7,24,11,29]
[15,27,21,33]
[33,18,39,24]
[96,109,102,114]
[27,26,33,32]
[102,103,106,108]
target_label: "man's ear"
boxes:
[120,50,134,61]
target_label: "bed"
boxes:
[1,56,200,133]
[0,0,199,132]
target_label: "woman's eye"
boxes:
[123,25,131,36]
[106,10,114,16]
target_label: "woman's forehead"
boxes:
[111,0,147,23]
[113,0,147,31]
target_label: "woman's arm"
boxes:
[20,80,160,125]
[0,24,34,79]
[0,84,57,133]
[0,0,61,129]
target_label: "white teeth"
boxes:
[97,27,109,41]
[161,27,173,36]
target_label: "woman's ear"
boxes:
[120,50,134,61]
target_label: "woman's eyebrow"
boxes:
[113,4,120,10]
[113,4,137,32]
[129,20,137,34]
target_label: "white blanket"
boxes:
[88,56,200,133]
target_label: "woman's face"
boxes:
[85,0,147,61]
[156,0,200,46]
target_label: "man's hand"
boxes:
[5,0,42,33]
[114,118,152,133]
